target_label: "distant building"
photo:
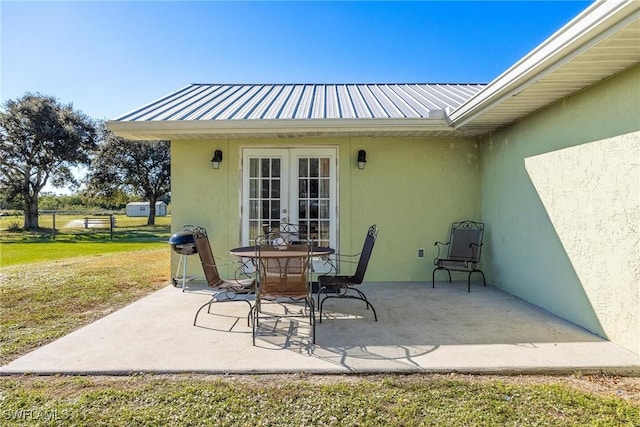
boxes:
[125,201,168,217]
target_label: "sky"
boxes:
[1,1,592,122]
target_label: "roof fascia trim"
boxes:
[107,117,452,139]
[449,0,640,129]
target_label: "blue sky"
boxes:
[2,1,591,121]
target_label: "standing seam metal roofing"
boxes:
[114,83,486,122]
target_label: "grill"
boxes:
[169,230,197,255]
[169,228,198,291]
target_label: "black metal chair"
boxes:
[317,225,378,323]
[192,227,255,326]
[433,220,486,292]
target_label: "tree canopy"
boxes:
[86,125,170,225]
[0,93,97,229]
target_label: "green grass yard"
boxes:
[0,240,167,266]
[1,374,638,426]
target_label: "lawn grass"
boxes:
[0,241,168,266]
[0,215,172,266]
[0,374,638,426]
[0,215,171,266]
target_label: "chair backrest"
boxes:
[447,221,484,262]
[192,227,222,287]
[256,246,311,299]
[352,225,378,284]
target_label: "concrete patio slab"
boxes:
[2,282,638,375]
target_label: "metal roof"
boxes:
[109,83,486,139]
[114,83,484,123]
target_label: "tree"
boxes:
[0,93,97,230]
[87,125,170,225]
[81,187,132,211]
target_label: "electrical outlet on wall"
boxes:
[418,248,424,258]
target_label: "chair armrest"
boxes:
[320,252,361,276]
[201,256,254,283]
[327,252,362,267]
[468,242,483,261]
[433,241,450,263]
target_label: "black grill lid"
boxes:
[168,231,195,245]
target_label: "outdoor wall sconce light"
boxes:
[357,149,367,169]
[211,150,223,169]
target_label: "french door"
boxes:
[241,148,337,273]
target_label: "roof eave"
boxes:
[107,117,455,140]
[449,0,640,132]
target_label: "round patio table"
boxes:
[230,245,334,258]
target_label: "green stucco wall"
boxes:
[170,136,481,283]
[480,64,640,355]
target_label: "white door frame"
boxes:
[241,147,338,271]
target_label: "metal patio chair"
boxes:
[432,220,486,292]
[192,227,255,326]
[252,231,315,345]
[317,224,379,323]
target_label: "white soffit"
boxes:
[451,0,640,136]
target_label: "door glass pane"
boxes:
[299,158,308,178]
[261,179,270,198]
[309,178,318,198]
[308,220,319,240]
[249,179,258,198]
[320,158,330,177]
[297,156,331,246]
[247,157,283,243]
[310,158,319,177]
[319,179,329,198]
[261,159,270,176]
[270,200,280,220]
[299,200,308,219]
[319,220,329,242]
[319,200,329,218]
[250,158,259,177]
[250,200,259,219]
[249,221,260,242]
[299,179,308,198]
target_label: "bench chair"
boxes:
[433,220,486,292]
[192,227,255,326]
[252,231,315,345]
[317,224,379,323]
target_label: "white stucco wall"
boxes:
[480,64,640,355]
